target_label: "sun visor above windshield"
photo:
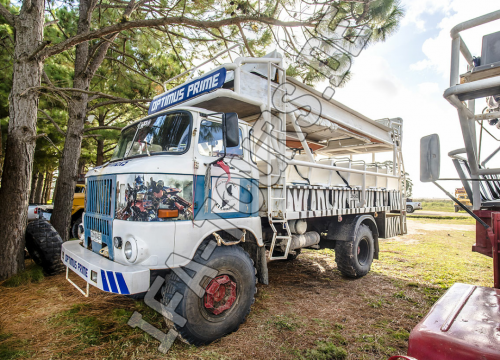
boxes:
[149,68,227,115]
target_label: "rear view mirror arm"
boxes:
[431,181,489,229]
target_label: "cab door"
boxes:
[173,116,260,266]
[195,117,257,218]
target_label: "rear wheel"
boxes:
[406,205,414,213]
[25,219,65,275]
[335,224,374,278]
[161,242,256,345]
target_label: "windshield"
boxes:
[111,111,191,161]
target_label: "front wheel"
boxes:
[161,242,256,345]
[335,224,374,278]
[406,205,414,213]
[71,217,83,239]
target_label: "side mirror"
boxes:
[223,112,239,148]
[420,134,440,182]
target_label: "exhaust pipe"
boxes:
[290,231,320,250]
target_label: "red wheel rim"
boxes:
[204,275,237,315]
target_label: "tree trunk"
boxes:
[41,170,49,203]
[0,117,3,181]
[51,93,87,241]
[29,170,38,203]
[41,171,47,202]
[96,139,104,166]
[43,171,53,202]
[52,0,123,241]
[51,0,93,242]
[34,171,44,203]
[0,0,46,280]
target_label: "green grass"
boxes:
[2,263,44,287]
[302,341,347,360]
[375,228,491,288]
[48,302,166,357]
[413,199,455,213]
[270,314,301,331]
[0,333,29,360]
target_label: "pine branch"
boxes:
[0,3,15,26]
[105,56,163,87]
[83,125,122,132]
[38,109,66,136]
[38,15,314,60]
[44,20,59,27]
[237,23,254,57]
[89,98,150,111]
[28,40,51,60]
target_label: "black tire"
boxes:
[71,217,83,239]
[406,205,414,213]
[25,219,65,275]
[161,242,256,345]
[335,224,374,278]
[455,205,459,213]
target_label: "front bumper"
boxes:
[62,240,150,295]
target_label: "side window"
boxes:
[198,119,243,158]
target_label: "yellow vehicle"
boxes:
[71,184,85,238]
[455,187,472,212]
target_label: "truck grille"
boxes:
[85,175,116,259]
[87,177,113,216]
[84,214,111,236]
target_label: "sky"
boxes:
[328,0,500,198]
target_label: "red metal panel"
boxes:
[472,211,500,288]
[492,213,500,289]
[407,283,500,360]
[473,210,493,257]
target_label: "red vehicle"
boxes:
[394,10,500,360]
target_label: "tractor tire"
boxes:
[335,224,374,278]
[71,217,83,239]
[160,241,256,345]
[25,219,65,275]
[455,205,459,213]
[406,205,414,213]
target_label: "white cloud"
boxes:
[410,59,432,71]
[331,52,464,198]
[417,82,440,94]
[401,0,453,30]
[408,0,500,78]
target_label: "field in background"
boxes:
[0,218,491,360]
[413,199,455,213]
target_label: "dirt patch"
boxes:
[407,220,475,234]
[0,220,491,360]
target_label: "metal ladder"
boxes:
[265,61,292,260]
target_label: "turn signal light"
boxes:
[158,209,179,218]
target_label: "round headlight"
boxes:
[124,241,133,260]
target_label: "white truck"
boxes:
[61,52,407,345]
